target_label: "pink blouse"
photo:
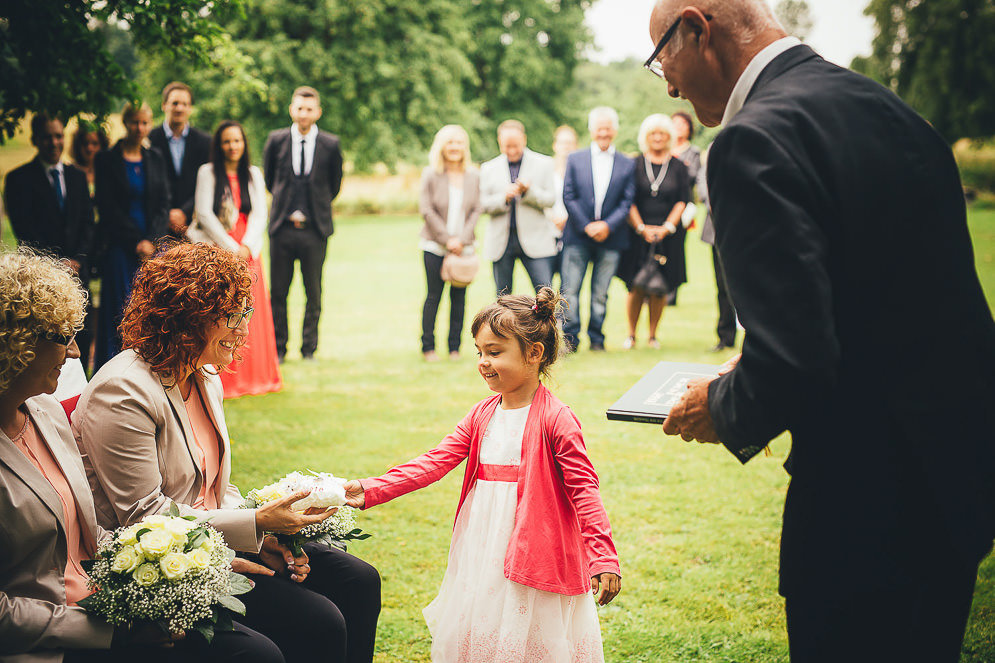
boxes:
[184,385,222,510]
[12,413,96,605]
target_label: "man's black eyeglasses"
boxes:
[643,14,712,78]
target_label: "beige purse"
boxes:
[441,251,480,288]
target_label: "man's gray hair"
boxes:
[588,106,620,132]
[668,0,782,50]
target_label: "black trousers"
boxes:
[270,225,328,358]
[713,247,737,347]
[421,251,466,353]
[786,558,978,663]
[237,543,381,663]
[64,622,284,663]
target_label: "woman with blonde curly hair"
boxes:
[74,242,381,663]
[0,250,283,662]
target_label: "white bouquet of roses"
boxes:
[79,503,251,642]
[245,470,370,556]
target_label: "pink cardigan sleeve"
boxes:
[550,407,621,577]
[359,409,474,509]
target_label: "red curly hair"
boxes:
[120,242,252,380]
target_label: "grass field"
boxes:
[0,171,993,658]
[217,209,993,662]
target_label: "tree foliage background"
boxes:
[135,0,593,169]
[852,0,995,143]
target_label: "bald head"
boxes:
[647,0,786,126]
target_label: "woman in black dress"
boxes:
[617,114,689,349]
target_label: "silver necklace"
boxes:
[644,155,670,197]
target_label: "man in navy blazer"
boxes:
[263,86,343,361]
[148,81,212,238]
[651,1,995,660]
[561,106,636,351]
[5,113,96,369]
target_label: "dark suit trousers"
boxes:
[237,543,381,663]
[270,225,328,357]
[64,622,284,663]
[713,247,736,347]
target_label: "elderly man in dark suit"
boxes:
[649,1,995,661]
[4,113,96,370]
[148,81,212,238]
[561,106,636,352]
[263,86,343,362]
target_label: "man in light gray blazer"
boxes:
[479,120,557,295]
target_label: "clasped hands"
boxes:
[662,354,740,444]
[505,179,529,203]
[584,220,610,243]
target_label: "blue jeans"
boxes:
[492,231,555,295]
[561,243,621,349]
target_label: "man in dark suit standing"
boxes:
[561,106,636,352]
[148,81,212,239]
[263,86,343,362]
[651,1,995,661]
[5,113,96,370]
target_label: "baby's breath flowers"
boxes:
[79,503,251,642]
[245,471,370,555]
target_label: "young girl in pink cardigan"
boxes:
[344,287,621,662]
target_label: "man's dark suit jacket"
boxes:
[706,45,995,597]
[562,149,636,252]
[93,142,171,250]
[262,128,343,239]
[4,159,95,275]
[148,124,212,222]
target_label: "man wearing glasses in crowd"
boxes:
[646,1,995,661]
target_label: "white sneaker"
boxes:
[622,336,635,350]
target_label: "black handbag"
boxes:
[631,243,669,297]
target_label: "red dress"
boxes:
[222,173,282,398]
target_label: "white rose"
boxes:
[187,548,212,570]
[110,545,142,574]
[133,563,160,586]
[137,528,174,558]
[117,525,141,545]
[141,515,171,526]
[159,552,191,580]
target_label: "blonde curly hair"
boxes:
[0,250,87,393]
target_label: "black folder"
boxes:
[606,361,721,424]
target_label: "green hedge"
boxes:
[954,139,995,194]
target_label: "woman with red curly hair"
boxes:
[73,243,381,663]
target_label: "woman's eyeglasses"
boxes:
[226,307,254,329]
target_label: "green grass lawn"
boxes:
[1,203,992,661]
[219,209,995,662]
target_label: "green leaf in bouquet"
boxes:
[181,515,199,521]
[214,606,235,633]
[346,528,372,540]
[76,594,94,610]
[229,572,253,595]
[166,502,180,518]
[242,496,258,509]
[80,559,95,574]
[193,621,215,643]
[217,593,247,616]
[223,547,236,565]
[135,528,152,541]
[316,534,334,548]
[186,528,209,551]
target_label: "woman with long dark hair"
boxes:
[190,120,281,397]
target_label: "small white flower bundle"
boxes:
[80,503,251,641]
[245,470,370,556]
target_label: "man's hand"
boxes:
[584,220,610,243]
[168,208,188,234]
[591,572,621,606]
[662,377,720,444]
[136,240,155,260]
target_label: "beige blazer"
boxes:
[418,167,481,247]
[188,164,268,259]
[479,148,558,261]
[72,349,261,553]
[0,395,114,662]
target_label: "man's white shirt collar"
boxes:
[291,124,317,144]
[163,121,190,139]
[590,144,616,159]
[721,37,801,127]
